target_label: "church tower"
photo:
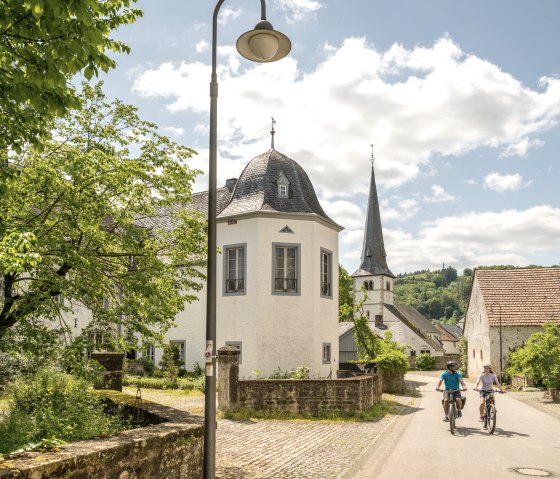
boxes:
[351,150,395,327]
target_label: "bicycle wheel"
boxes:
[487,404,496,434]
[449,402,456,434]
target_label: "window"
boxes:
[472,349,475,359]
[224,244,246,295]
[85,331,105,359]
[480,350,483,360]
[54,294,64,305]
[366,310,370,318]
[420,349,430,355]
[144,345,155,363]
[273,244,300,294]
[277,172,290,198]
[320,249,332,298]
[279,184,288,196]
[170,340,186,368]
[375,314,383,327]
[225,341,242,364]
[410,350,416,357]
[363,281,369,291]
[128,255,138,271]
[322,343,331,364]
[369,281,373,290]
[386,281,391,291]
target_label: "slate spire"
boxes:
[353,150,395,278]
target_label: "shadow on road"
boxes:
[452,426,530,438]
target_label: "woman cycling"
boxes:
[474,363,505,422]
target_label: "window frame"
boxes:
[320,247,333,299]
[170,340,186,369]
[272,242,301,296]
[223,243,247,296]
[322,342,332,364]
[144,344,155,363]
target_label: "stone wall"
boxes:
[435,354,461,371]
[0,391,204,479]
[379,372,404,393]
[218,346,382,414]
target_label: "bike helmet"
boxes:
[483,363,493,368]
[446,361,457,368]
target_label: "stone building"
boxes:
[463,267,560,378]
[339,160,444,362]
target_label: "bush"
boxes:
[415,353,436,371]
[375,350,409,375]
[0,368,130,455]
[123,374,205,392]
[126,357,156,376]
[266,366,310,380]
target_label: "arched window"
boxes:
[369,281,373,290]
[363,281,369,290]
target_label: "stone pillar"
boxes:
[217,346,240,412]
[91,352,125,391]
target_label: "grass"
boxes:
[221,400,395,422]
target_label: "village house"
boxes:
[463,267,560,378]
[70,145,343,379]
[339,158,444,364]
[435,324,462,355]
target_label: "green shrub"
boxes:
[415,353,436,371]
[375,350,409,375]
[123,374,205,392]
[0,368,130,455]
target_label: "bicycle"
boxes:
[475,389,504,434]
[438,388,464,435]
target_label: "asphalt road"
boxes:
[347,373,560,479]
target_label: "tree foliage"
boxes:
[507,323,560,389]
[338,264,353,322]
[0,0,141,152]
[394,267,472,324]
[0,83,206,353]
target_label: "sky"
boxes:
[99,0,560,276]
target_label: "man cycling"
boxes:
[436,361,467,422]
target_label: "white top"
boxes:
[477,372,498,391]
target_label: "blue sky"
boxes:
[100,0,560,275]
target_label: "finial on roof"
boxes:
[271,117,276,150]
[370,143,375,169]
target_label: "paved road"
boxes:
[348,374,560,479]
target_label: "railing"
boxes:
[274,278,297,292]
[226,278,245,293]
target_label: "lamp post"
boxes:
[204,3,290,478]
[490,302,503,381]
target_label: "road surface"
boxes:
[347,373,560,479]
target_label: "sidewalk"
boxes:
[126,387,417,479]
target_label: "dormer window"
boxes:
[277,172,290,198]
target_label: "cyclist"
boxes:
[436,360,467,422]
[474,363,505,422]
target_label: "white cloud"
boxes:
[195,40,208,53]
[217,6,242,25]
[376,206,560,273]
[499,137,544,158]
[132,36,560,199]
[162,126,185,136]
[483,172,530,192]
[274,0,323,23]
[424,184,454,202]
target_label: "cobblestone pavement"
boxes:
[129,387,416,479]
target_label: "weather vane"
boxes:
[271,117,276,149]
[370,143,375,168]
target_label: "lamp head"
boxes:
[236,20,291,63]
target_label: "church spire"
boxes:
[270,117,276,150]
[353,146,395,278]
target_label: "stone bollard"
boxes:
[217,346,240,412]
[91,352,125,391]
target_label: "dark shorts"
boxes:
[443,390,462,400]
[479,390,494,398]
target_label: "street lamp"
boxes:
[489,302,503,381]
[204,2,290,478]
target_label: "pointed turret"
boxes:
[352,160,394,278]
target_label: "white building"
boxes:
[339,161,444,363]
[137,148,342,378]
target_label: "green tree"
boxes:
[0,84,206,353]
[0,0,141,152]
[507,323,560,389]
[338,264,353,321]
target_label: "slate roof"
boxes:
[475,267,560,327]
[436,324,459,343]
[440,324,462,339]
[352,165,394,278]
[384,303,444,352]
[218,149,342,230]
